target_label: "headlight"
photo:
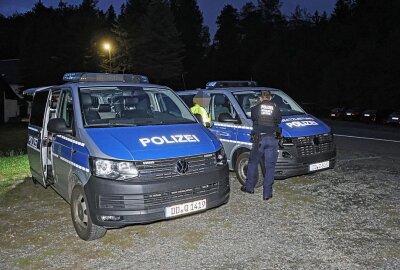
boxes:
[216,147,227,166]
[92,158,138,180]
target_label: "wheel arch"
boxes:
[67,169,88,204]
[231,146,251,170]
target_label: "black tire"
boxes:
[70,185,106,241]
[235,152,263,188]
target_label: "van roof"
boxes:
[179,87,280,95]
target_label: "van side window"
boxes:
[210,94,236,122]
[180,95,195,108]
[30,91,49,127]
[60,91,74,129]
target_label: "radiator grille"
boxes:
[98,182,219,210]
[135,153,216,180]
[293,134,334,156]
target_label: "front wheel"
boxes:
[71,185,106,241]
[235,152,263,188]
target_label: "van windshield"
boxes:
[79,86,197,127]
[234,90,305,117]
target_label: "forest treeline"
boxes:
[0,0,399,109]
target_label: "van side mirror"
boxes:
[48,118,72,135]
[218,113,239,124]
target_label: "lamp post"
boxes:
[103,43,111,73]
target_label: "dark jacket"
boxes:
[251,99,282,136]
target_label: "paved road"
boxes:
[0,121,399,270]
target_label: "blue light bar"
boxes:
[62,73,149,83]
[206,81,258,89]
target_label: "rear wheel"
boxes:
[235,152,263,188]
[71,185,106,241]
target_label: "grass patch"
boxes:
[0,155,30,194]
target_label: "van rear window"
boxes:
[30,91,49,127]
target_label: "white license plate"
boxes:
[309,161,330,172]
[364,114,370,117]
[346,113,352,116]
[331,113,335,117]
[165,199,207,218]
[392,117,399,120]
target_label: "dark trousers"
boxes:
[246,135,279,198]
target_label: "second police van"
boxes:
[26,73,229,240]
[178,81,336,187]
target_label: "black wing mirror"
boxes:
[47,118,72,135]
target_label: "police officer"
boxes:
[241,90,282,201]
[191,99,211,127]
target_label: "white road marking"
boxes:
[338,156,381,163]
[334,134,400,143]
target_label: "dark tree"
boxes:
[212,5,241,79]
[238,3,264,78]
[170,0,210,88]
[117,0,184,83]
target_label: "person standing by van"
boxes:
[241,91,282,201]
[191,93,211,127]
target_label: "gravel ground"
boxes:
[1,135,399,269]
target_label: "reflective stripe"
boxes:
[214,123,253,130]
[56,135,85,147]
[28,126,39,132]
[220,138,253,146]
[52,153,90,172]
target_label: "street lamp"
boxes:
[103,43,111,73]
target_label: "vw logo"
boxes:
[176,160,189,174]
[313,136,320,145]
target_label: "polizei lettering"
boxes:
[139,134,200,147]
[286,121,318,128]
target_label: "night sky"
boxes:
[0,0,336,36]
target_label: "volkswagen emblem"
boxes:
[176,160,189,174]
[313,136,320,145]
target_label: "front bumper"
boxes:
[84,165,230,228]
[275,149,336,179]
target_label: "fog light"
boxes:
[100,215,122,221]
[282,151,293,158]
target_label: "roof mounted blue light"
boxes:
[205,81,258,89]
[62,73,149,83]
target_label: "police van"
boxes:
[178,81,336,187]
[26,73,229,240]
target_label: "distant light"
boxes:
[104,43,111,51]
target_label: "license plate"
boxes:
[331,113,335,117]
[165,199,207,218]
[309,161,330,172]
[346,113,352,116]
[392,117,399,120]
[364,114,370,117]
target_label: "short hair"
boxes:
[260,90,272,99]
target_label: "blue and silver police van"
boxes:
[178,81,336,187]
[26,73,229,240]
